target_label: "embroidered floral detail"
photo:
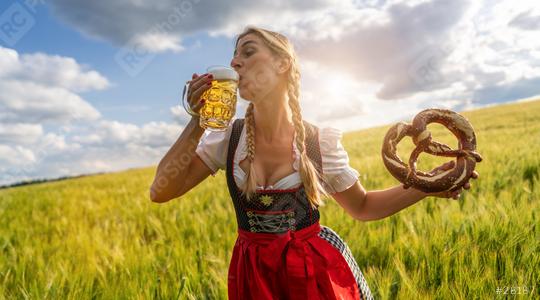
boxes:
[246,209,296,233]
[260,195,274,206]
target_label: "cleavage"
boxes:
[238,145,296,187]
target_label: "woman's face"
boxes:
[230,33,287,102]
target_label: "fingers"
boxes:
[191,98,206,113]
[190,73,213,95]
[192,79,212,102]
[471,170,479,179]
[188,73,213,108]
[451,189,461,200]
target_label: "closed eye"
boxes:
[242,47,256,57]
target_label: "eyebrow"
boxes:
[233,40,257,56]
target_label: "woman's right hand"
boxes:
[186,72,214,117]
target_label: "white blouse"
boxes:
[195,119,360,194]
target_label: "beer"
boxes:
[199,66,239,131]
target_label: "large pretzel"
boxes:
[381,108,483,193]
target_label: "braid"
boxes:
[241,102,258,201]
[287,64,329,209]
[235,26,330,206]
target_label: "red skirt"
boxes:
[227,221,361,299]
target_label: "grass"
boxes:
[1,99,539,299]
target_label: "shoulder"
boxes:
[315,126,360,194]
[195,118,239,173]
[318,126,344,151]
[299,120,344,152]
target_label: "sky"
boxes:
[1,0,539,186]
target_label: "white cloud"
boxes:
[72,120,183,148]
[0,145,36,165]
[0,46,190,186]
[0,46,107,125]
[17,53,110,92]
[0,79,101,124]
[0,47,109,92]
[0,123,43,145]
[132,32,184,53]
[1,119,185,186]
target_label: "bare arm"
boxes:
[332,163,478,221]
[149,116,207,203]
[332,181,426,221]
[358,183,427,221]
[150,73,215,203]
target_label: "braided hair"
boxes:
[236,26,329,209]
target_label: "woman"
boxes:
[150,26,479,299]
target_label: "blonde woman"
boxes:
[150,26,478,299]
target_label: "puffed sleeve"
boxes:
[195,122,234,176]
[319,127,360,194]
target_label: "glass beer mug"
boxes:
[182,66,239,131]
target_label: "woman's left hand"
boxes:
[423,161,480,200]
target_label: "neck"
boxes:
[252,89,295,143]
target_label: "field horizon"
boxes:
[1,99,539,299]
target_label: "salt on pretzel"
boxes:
[381,108,483,193]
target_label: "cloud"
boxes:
[45,0,540,108]
[132,32,184,52]
[0,47,109,92]
[47,0,346,52]
[0,46,107,125]
[509,10,540,31]
[0,45,192,186]
[1,118,185,186]
[0,123,43,144]
[296,0,470,99]
[0,145,36,166]
[0,79,101,124]
[72,120,183,148]
[15,53,109,92]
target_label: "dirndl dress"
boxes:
[225,118,373,300]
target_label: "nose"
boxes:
[230,56,241,71]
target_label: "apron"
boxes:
[225,118,373,300]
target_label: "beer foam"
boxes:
[209,67,239,81]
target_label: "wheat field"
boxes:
[1,100,539,299]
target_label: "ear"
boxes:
[273,57,291,74]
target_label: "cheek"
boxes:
[247,63,278,89]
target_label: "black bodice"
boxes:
[225,118,324,233]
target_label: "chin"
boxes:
[238,90,254,102]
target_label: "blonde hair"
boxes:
[235,26,329,209]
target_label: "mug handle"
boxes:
[181,81,200,117]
